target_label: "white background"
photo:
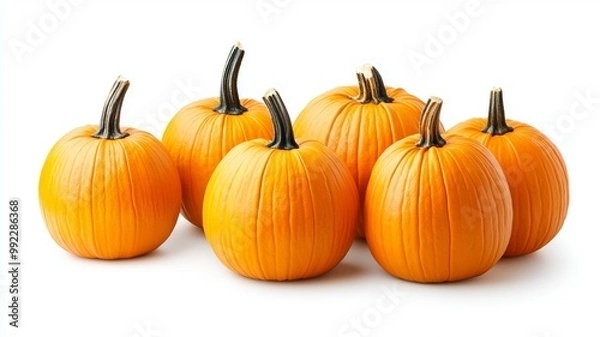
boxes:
[1,0,599,336]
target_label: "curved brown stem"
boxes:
[416,97,446,148]
[214,42,248,115]
[263,89,299,150]
[92,76,130,140]
[353,64,394,104]
[482,87,514,135]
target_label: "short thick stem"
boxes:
[416,97,446,148]
[214,42,248,115]
[263,89,299,150]
[482,87,514,135]
[92,76,130,140]
[353,64,394,104]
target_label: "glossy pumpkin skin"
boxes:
[365,98,512,283]
[39,78,182,259]
[203,90,358,281]
[162,44,273,228]
[293,65,426,238]
[447,89,569,257]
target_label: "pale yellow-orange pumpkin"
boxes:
[39,77,182,259]
[294,64,430,238]
[162,43,273,228]
[447,88,569,256]
[365,97,512,282]
[203,89,358,281]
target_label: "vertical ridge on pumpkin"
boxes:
[355,104,366,203]
[57,140,82,257]
[439,148,466,279]
[254,152,271,280]
[517,150,537,256]
[432,149,453,281]
[413,151,426,281]
[474,143,511,272]
[317,148,350,273]
[287,154,298,280]
[427,151,447,280]
[536,158,559,248]
[293,151,317,280]
[522,137,563,254]
[472,154,492,273]
[85,140,102,258]
[120,142,140,259]
[212,150,240,274]
[536,162,555,248]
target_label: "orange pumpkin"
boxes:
[39,77,182,259]
[365,97,512,282]
[203,89,358,281]
[294,64,430,238]
[447,88,569,256]
[162,43,273,228]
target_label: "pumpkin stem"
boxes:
[482,87,514,135]
[214,42,248,115]
[353,64,394,104]
[92,76,130,140]
[416,97,446,148]
[263,89,299,150]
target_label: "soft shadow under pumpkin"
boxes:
[416,250,560,289]
[218,240,375,286]
[225,261,370,287]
